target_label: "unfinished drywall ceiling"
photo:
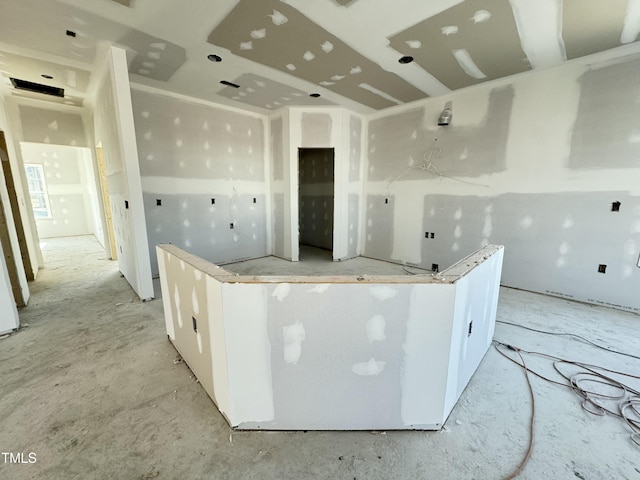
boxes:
[389,0,529,90]
[217,73,335,111]
[208,0,426,110]
[2,0,640,113]
[0,0,186,107]
[0,52,89,107]
[120,31,187,82]
[562,0,634,60]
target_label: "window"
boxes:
[24,163,52,219]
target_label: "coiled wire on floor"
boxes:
[493,341,640,478]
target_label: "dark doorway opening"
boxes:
[298,148,334,259]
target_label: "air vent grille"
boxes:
[10,78,64,98]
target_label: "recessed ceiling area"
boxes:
[389,0,530,90]
[0,0,638,112]
[217,73,335,110]
[207,0,427,110]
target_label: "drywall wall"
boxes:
[18,105,87,147]
[270,113,289,260]
[157,243,504,430]
[298,148,334,250]
[130,87,269,276]
[20,143,102,239]
[0,238,19,334]
[92,46,154,300]
[0,107,29,304]
[363,51,640,312]
[284,108,364,261]
[347,113,364,259]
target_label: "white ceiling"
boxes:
[0,0,639,114]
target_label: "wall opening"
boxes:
[95,146,117,260]
[19,142,109,270]
[1,131,34,287]
[298,148,335,260]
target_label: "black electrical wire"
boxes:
[496,320,640,361]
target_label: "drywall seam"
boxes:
[222,283,274,425]
[359,115,370,255]
[156,247,175,340]
[263,115,273,255]
[508,0,566,68]
[205,273,232,421]
[401,283,455,426]
[332,111,347,259]
[390,193,424,265]
[451,49,487,80]
[140,178,269,195]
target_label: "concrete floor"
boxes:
[1,236,639,479]
[224,245,432,276]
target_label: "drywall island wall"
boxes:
[156,243,504,430]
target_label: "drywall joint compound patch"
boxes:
[352,358,386,376]
[272,283,291,301]
[283,321,306,364]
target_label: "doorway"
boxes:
[0,131,34,284]
[95,146,117,260]
[298,148,335,260]
[20,143,104,246]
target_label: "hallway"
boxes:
[0,236,639,479]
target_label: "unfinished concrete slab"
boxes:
[1,236,639,479]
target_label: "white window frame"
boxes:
[24,163,52,220]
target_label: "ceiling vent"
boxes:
[10,78,65,98]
